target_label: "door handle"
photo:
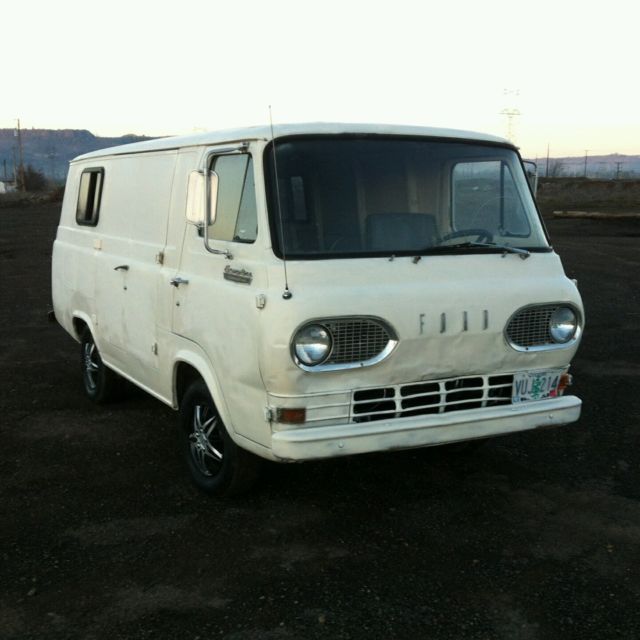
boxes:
[170,277,189,287]
[114,264,129,271]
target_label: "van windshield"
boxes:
[264,137,549,259]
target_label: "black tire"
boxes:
[80,328,121,403]
[179,379,261,496]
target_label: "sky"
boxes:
[2,0,639,158]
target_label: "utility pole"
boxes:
[14,118,26,191]
[583,149,589,178]
[546,143,550,178]
[615,161,623,180]
[47,146,57,182]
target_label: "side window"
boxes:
[76,168,104,226]
[210,155,257,243]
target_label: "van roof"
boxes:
[71,122,513,162]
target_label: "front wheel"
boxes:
[179,380,261,496]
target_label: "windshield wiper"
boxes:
[422,242,531,259]
[470,241,530,259]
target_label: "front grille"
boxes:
[352,374,513,423]
[323,318,394,365]
[506,304,558,348]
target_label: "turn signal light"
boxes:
[275,408,307,424]
[558,373,573,395]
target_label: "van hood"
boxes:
[258,251,583,395]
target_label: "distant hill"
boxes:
[525,153,640,179]
[1,128,638,184]
[0,129,158,183]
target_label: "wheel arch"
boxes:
[71,312,95,342]
[174,361,203,409]
[172,352,235,435]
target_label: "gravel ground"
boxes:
[1,203,639,640]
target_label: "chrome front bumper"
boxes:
[271,395,581,461]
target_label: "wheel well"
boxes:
[175,362,203,409]
[72,317,88,341]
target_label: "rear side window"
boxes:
[76,168,104,226]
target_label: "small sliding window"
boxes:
[76,168,104,226]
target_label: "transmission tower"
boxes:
[501,89,521,144]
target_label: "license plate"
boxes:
[512,370,563,403]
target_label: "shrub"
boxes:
[22,165,48,192]
[48,184,65,202]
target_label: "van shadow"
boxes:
[256,441,506,507]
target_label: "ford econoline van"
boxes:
[52,123,584,495]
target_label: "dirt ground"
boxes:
[1,203,639,640]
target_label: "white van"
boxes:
[52,123,584,495]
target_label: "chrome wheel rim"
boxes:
[189,403,224,476]
[83,340,100,391]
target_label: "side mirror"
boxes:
[186,170,218,227]
[205,170,219,227]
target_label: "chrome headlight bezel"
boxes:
[291,316,398,372]
[505,303,583,352]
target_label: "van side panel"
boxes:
[53,151,178,398]
[52,163,98,342]
[92,151,178,391]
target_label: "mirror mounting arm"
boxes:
[205,244,233,260]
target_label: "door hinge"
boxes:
[152,342,158,355]
[155,251,165,265]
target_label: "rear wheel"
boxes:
[180,379,261,496]
[80,328,121,403]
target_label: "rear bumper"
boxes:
[271,395,581,461]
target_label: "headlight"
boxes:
[293,324,333,366]
[549,307,578,343]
